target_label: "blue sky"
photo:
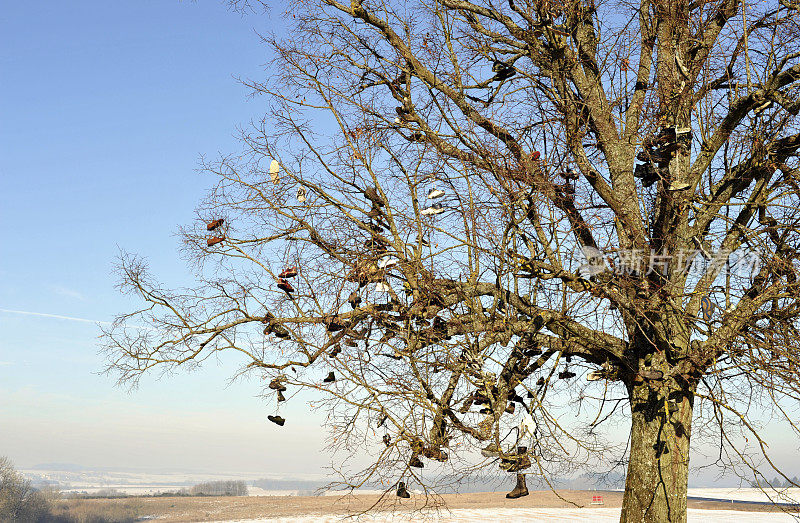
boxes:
[0,1,335,474]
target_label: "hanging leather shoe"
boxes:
[506,473,529,499]
[422,446,448,462]
[279,267,298,278]
[274,326,290,339]
[409,456,424,468]
[500,447,531,472]
[277,390,286,402]
[348,291,361,309]
[206,219,224,231]
[326,316,345,332]
[269,378,287,392]
[473,392,489,405]
[277,279,295,293]
[267,415,285,426]
[323,371,336,383]
[207,236,224,247]
[396,481,410,498]
[383,434,391,447]
[364,187,385,207]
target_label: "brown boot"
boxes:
[506,473,529,499]
[409,455,424,468]
[269,378,287,392]
[206,218,224,231]
[501,447,531,472]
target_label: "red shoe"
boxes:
[206,219,224,231]
[279,267,298,278]
[277,279,294,293]
[207,236,224,247]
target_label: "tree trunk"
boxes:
[620,381,694,522]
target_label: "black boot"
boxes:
[348,291,361,309]
[396,481,410,498]
[267,415,285,426]
[277,390,286,402]
[323,371,336,383]
[506,473,529,499]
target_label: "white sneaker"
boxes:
[667,181,691,191]
[427,188,445,199]
[270,160,280,183]
[378,257,398,269]
[587,370,605,381]
[421,203,445,216]
[374,281,392,292]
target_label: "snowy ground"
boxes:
[218,507,798,522]
[688,487,800,504]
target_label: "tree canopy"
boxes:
[103,0,800,520]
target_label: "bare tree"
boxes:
[103,0,800,520]
[0,456,50,522]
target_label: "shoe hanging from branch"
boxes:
[269,160,280,183]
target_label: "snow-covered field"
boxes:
[218,508,798,522]
[689,487,800,504]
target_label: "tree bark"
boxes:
[621,380,694,522]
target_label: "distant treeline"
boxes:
[190,480,248,496]
[65,480,248,499]
[64,489,190,499]
[750,476,800,489]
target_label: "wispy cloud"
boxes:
[50,285,86,301]
[0,309,158,332]
[0,361,12,366]
[0,309,109,325]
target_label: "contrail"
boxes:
[0,308,110,325]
